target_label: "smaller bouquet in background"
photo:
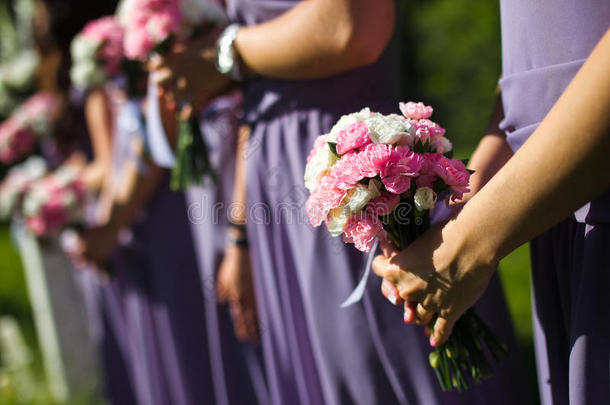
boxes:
[122,0,225,61]
[22,165,86,237]
[305,102,508,392]
[70,16,125,92]
[122,0,226,189]
[0,157,47,220]
[0,92,61,165]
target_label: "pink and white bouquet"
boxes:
[0,92,60,165]
[0,157,47,220]
[305,102,507,392]
[121,0,226,61]
[22,166,86,237]
[70,16,125,92]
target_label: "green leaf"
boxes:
[327,141,339,157]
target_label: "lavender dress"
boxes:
[227,1,527,404]
[99,94,216,405]
[146,82,269,404]
[498,1,610,404]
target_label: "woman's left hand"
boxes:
[149,29,233,112]
[372,220,497,346]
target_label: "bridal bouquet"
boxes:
[22,166,86,237]
[0,92,60,165]
[305,102,508,392]
[0,157,47,220]
[70,16,125,92]
[122,0,226,189]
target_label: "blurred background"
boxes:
[0,0,537,403]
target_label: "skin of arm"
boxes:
[373,29,610,346]
[80,88,114,190]
[216,125,260,342]
[152,0,395,106]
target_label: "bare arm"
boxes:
[81,88,113,190]
[234,0,395,79]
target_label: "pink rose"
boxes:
[329,152,365,190]
[399,102,433,120]
[335,121,372,155]
[342,212,384,252]
[305,175,347,227]
[367,192,400,216]
[380,147,422,194]
[433,156,470,201]
[357,143,393,177]
[415,153,443,188]
[417,119,446,137]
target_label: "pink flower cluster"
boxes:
[23,167,86,237]
[80,16,125,75]
[123,0,182,60]
[0,157,47,219]
[0,93,60,165]
[305,102,470,252]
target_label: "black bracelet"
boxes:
[227,233,249,248]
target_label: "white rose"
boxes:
[414,187,437,211]
[366,114,412,145]
[22,189,45,217]
[71,61,106,92]
[326,182,380,236]
[326,204,351,237]
[328,107,373,142]
[432,137,453,154]
[70,36,98,62]
[2,51,38,89]
[304,145,338,191]
[345,181,380,213]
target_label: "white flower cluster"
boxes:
[70,35,106,92]
[0,157,47,219]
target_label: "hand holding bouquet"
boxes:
[70,16,125,92]
[0,92,60,165]
[22,166,86,237]
[122,0,226,189]
[304,102,507,391]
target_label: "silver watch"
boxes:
[215,23,242,81]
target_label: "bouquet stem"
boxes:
[170,115,217,190]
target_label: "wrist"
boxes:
[440,212,499,278]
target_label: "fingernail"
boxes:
[429,336,437,347]
[387,294,397,305]
[404,307,411,324]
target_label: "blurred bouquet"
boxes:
[70,16,125,92]
[0,157,47,220]
[122,0,226,61]
[22,166,86,237]
[304,102,507,392]
[0,92,60,165]
[121,0,226,189]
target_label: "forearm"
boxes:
[230,125,249,224]
[234,0,394,79]
[450,30,610,266]
[463,95,513,199]
[85,88,113,165]
[108,160,165,233]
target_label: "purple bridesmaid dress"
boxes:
[226,1,528,404]
[499,1,610,404]
[99,95,216,405]
[145,81,269,404]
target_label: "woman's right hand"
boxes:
[216,240,260,343]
